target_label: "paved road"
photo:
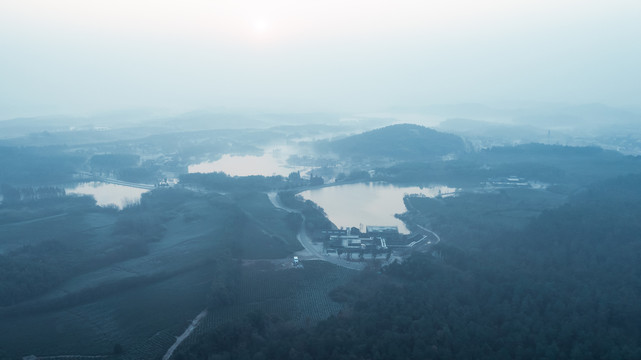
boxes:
[267,192,442,268]
[408,224,441,253]
[267,192,365,271]
[416,224,441,245]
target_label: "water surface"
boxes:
[65,182,149,209]
[299,182,456,234]
[188,147,307,177]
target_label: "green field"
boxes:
[0,187,315,359]
[0,263,215,359]
[175,260,355,358]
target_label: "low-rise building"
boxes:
[366,225,399,235]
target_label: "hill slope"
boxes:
[320,124,465,162]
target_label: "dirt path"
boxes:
[0,212,68,227]
[162,309,208,360]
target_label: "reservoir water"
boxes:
[299,182,456,234]
[65,182,149,209]
[188,147,308,177]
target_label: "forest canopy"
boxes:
[176,174,641,360]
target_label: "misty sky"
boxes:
[1,0,640,118]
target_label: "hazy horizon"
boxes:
[3,4,641,356]
[2,0,641,119]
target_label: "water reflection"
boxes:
[299,182,456,234]
[65,182,149,209]
[188,147,308,177]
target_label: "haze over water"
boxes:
[188,146,310,177]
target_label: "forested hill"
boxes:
[318,124,466,161]
[512,173,641,280]
[372,142,641,187]
[177,173,641,360]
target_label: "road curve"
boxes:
[267,192,364,271]
[416,224,441,245]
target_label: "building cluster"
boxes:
[323,226,400,251]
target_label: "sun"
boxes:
[252,19,270,36]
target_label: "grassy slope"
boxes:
[0,188,308,359]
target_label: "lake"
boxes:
[65,182,149,209]
[299,182,456,234]
[188,147,308,177]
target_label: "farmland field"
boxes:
[0,187,313,359]
[176,260,356,354]
[0,260,356,359]
[0,262,216,359]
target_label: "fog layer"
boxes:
[1,0,640,118]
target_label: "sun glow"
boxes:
[250,18,271,39]
[253,20,268,33]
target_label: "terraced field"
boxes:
[0,263,216,359]
[0,188,353,359]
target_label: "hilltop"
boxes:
[318,123,466,162]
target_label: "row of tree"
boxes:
[180,170,324,192]
[1,184,66,204]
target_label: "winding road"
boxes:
[268,191,444,265]
[416,224,441,245]
[407,224,442,253]
[161,191,440,359]
[267,192,365,271]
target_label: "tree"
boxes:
[309,175,324,186]
[287,171,301,183]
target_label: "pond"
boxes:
[65,182,149,210]
[299,182,456,234]
[188,147,308,177]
